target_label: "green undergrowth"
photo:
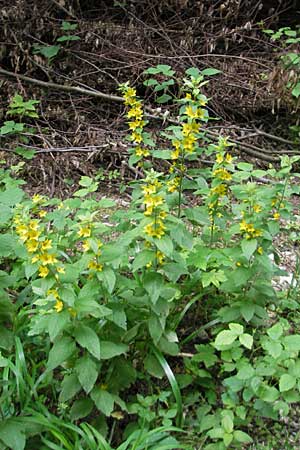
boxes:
[1,66,300,449]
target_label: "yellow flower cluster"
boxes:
[212,168,232,182]
[77,223,104,273]
[14,217,64,279]
[142,177,167,240]
[167,177,180,193]
[239,219,263,239]
[47,289,63,313]
[120,84,149,159]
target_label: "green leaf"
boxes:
[75,354,98,394]
[283,335,300,352]
[14,147,36,159]
[279,374,296,392]
[148,315,164,344]
[91,388,115,416]
[59,373,81,402]
[74,324,101,360]
[240,302,255,322]
[185,67,201,78]
[233,430,253,443]
[201,68,222,76]
[57,35,80,42]
[267,323,283,340]
[144,354,165,378]
[0,419,25,450]
[241,239,257,260]
[202,269,227,288]
[100,341,128,359]
[214,330,237,348]
[133,250,155,271]
[143,272,164,304]
[221,415,233,433]
[292,82,300,98]
[47,311,70,341]
[239,333,253,349]
[157,94,172,104]
[0,187,23,206]
[259,385,279,403]
[229,323,244,336]
[70,398,94,421]
[34,45,60,59]
[47,336,76,370]
[155,235,174,257]
[100,267,116,293]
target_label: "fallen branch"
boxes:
[0,67,124,103]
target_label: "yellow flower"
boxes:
[88,260,103,272]
[185,93,192,100]
[182,122,199,136]
[156,251,165,265]
[135,146,150,157]
[38,266,49,278]
[185,105,198,118]
[41,239,52,251]
[144,220,166,239]
[131,131,143,143]
[225,153,233,164]
[57,266,65,274]
[129,120,145,131]
[257,247,263,255]
[26,240,39,253]
[273,212,280,220]
[82,241,91,252]
[47,289,60,299]
[213,168,232,181]
[39,253,58,265]
[27,230,41,241]
[212,184,227,196]
[31,255,39,263]
[78,226,92,238]
[167,177,180,193]
[253,204,262,213]
[216,154,224,164]
[32,194,44,204]
[29,220,40,231]
[38,210,47,218]
[54,299,63,313]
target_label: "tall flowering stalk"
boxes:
[119,83,149,163]
[169,78,208,217]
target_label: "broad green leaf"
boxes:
[201,68,222,76]
[0,419,25,450]
[240,302,255,322]
[101,267,116,293]
[148,315,164,344]
[47,336,76,370]
[202,269,227,288]
[74,324,101,360]
[133,250,155,271]
[143,272,164,304]
[155,235,174,257]
[239,333,253,349]
[267,323,283,340]
[229,323,244,336]
[59,373,81,403]
[233,430,253,443]
[259,385,279,403]
[283,334,300,352]
[70,398,94,421]
[241,239,257,260]
[0,187,24,206]
[279,374,296,392]
[91,388,114,416]
[221,415,233,433]
[0,234,17,257]
[214,330,237,348]
[47,311,70,341]
[75,354,98,394]
[100,341,128,359]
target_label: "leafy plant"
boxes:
[0,67,299,449]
